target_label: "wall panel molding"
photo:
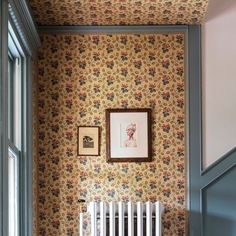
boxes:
[38,25,188,34]
[201,146,236,175]
[188,25,236,235]
[201,164,236,235]
[188,25,203,236]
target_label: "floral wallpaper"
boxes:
[29,0,209,26]
[37,33,186,236]
[32,59,39,236]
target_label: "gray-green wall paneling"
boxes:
[188,25,236,236]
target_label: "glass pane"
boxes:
[8,56,14,141]
[8,147,19,236]
[8,53,22,149]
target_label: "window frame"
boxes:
[1,0,39,235]
[8,28,24,236]
[8,19,33,236]
[0,0,9,235]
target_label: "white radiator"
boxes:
[80,201,164,236]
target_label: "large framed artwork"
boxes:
[77,126,101,156]
[106,108,152,162]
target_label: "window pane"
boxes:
[8,56,14,141]
[8,147,19,236]
[8,53,22,149]
[13,57,22,150]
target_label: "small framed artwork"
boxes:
[106,108,152,162]
[77,126,101,156]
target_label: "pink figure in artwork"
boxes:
[124,123,137,148]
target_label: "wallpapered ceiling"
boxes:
[37,33,186,236]
[29,0,209,26]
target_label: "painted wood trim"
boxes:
[38,25,188,34]
[188,25,202,236]
[8,0,40,57]
[201,148,236,190]
[188,25,236,236]
[0,0,9,235]
[25,57,33,235]
[201,146,236,175]
[201,162,236,191]
[9,17,29,57]
[7,15,34,236]
[200,163,236,235]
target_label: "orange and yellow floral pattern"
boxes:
[29,0,208,26]
[37,33,186,236]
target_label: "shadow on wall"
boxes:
[206,0,236,21]
[203,213,236,236]
[190,211,236,236]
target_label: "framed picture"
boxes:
[106,108,152,162]
[77,126,101,156]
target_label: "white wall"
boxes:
[202,0,236,167]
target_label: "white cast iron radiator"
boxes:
[80,201,164,236]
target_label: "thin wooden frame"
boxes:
[106,108,152,162]
[77,126,101,156]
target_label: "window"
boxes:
[8,22,25,236]
[8,145,19,236]
[1,0,39,235]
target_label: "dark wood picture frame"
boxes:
[106,108,152,162]
[77,126,101,156]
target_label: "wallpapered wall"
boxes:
[37,33,186,236]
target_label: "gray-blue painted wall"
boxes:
[203,165,236,235]
[188,25,236,236]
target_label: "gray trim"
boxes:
[201,148,236,189]
[201,146,236,175]
[188,25,202,236]
[18,54,33,236]
[26,57,33,236]
[8,140,20,155]
[201,162,236,191]
[188,25,236,235]
[8,0,40,57]
[0,0,9,235]
[9,17,28,57]
[38,25,188,33]
[5,3,35,234]
[201,163,236,235]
